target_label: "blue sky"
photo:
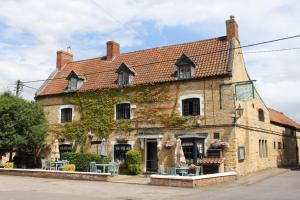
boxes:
[0,0,300,122]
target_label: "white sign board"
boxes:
[235,83,254,101]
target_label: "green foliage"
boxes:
[60,84,187,147]
[63,164,76,171]
[4,162,14,168]
[0,92,48,158]
[61,152,111,171]
[125,150,142,175]
[159,113,188,128]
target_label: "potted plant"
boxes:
[211,141,229,149]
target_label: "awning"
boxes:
[200,157,225,165]
[138,132,163,139]
[175,133,208,139]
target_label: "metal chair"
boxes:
[165,167,177,175]
[108,162,119,176]
[159,165,168,175]
[58,160,69,171]
[41,159,50,170]
[90,162,101,173]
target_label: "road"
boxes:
[0,169,299,200]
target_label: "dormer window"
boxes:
[178,65,192,79]
[118,71,129,85]
[175,53,196,79]
[69,76,78,91]
[66,70,83,92]
[116,63,136,86]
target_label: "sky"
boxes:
[0,0,300,122]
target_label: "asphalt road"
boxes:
[0,169,299,200]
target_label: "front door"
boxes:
[146,140,158,172]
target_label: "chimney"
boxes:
[226,16,239,41]
[56,47,73,70]
[106,41,120,61]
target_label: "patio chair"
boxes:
[165,167,177,175]
[159,165,168,175]
[41,159,51,170]
[113,163,120,176]
[90,162,101,173]
[108,162,119,176]
[58,160,69,171]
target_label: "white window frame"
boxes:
[178,93,204,116]
[111,140,134,162]
[58,105,75,123]
[114,101,133,120]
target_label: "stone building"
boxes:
[36,16,300,176]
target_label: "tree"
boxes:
[0,92,48,167]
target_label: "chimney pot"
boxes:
[56,48,73,70]
[106,41,120,61]
[226,16,239,41]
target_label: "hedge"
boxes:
[61,152,111,171]
[125,150,142,175]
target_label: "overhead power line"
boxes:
[22,34,300,84]
[242,47,300,54]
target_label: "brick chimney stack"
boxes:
[226,16,239,41]
[56,47,73,70]
[106,41,120,61]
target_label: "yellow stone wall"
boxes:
[36,39,299,176]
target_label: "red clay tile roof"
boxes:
[37,36,231,97]
[200,157,225,165]
[269,108,300,129]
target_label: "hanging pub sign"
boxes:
[235,82,254,101]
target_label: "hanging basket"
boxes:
[116,137,129,143]
[164,140,174,149]
[211,141,229,149]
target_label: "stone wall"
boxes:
[150,172,237,188]
[0,168,110,181]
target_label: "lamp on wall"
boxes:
[236,104,244,117]
[232,104,244,123]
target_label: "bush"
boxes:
[125,150,142,175]
[4,162,14,169]
[61,152,111,171]
[63,164,76,171]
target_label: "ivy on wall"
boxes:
[57,83,188,148]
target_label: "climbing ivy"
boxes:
[58,83,188,147]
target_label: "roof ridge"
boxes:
[68,36,227,64]
[120,36,227,56]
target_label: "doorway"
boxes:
[146,140,158,172]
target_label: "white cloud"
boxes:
[0,0,300,121]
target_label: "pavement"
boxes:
[0,168,299,200]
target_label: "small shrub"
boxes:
[61,152,111,171]
[63,164,76,171]
[125,150,142,175]
[4,162,14,169]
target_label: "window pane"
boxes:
[178,66,192,79]
[258,109,265,122]
[69,77,78,90]
[114,144,132,162]
[181,139,204,164]
[116,103,131,120]
[119,71,129,85]
[61,108,72,123]
[182,98,200,116]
